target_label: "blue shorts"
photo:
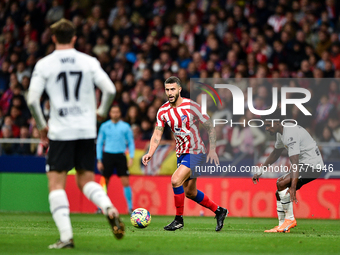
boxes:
[177,153,206,179]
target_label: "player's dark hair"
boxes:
[164,76,181,87]
[50,18,75,44]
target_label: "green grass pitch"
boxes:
[0,212,339,255]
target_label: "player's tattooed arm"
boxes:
[202,119,216,150]
[202,119,220,165]
[153,126,164,143]
[143,126,164,165]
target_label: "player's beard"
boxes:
[169,92,179,103]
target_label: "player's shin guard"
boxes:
[49,189,73,242]
[277,201,285,226]
[173,186,185,219]
[193,190,218,213]
[278,188,295,220]
[83,181,113,215]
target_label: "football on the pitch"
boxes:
[130,208,151,228]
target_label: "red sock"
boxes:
[199,195,218,213]
[174,193,185,216]
[173,186,185,216]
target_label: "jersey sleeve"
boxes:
[191,101,209,123]
[155,108,166,127]
[286,128,301,157]
[27,60,48,130]
[274,133,285,149]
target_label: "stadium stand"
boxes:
[0,0,340,160]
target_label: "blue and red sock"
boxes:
[173,186,185,218]
[193,190,218,213]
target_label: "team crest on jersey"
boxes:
[181,115,188,123]
[288,137,293,142]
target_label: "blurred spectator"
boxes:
[0,73,22,115]
[13,125,31,155]
[140,118,153,140]
[45,0,64,25]
[230,115,266,158]
[0,108,3,127]
[330,42,340,69]
[16,62,31,83]
[268,5,287,33]
[131,124,142,141]
[0,60,10,95]
[125,105,141,126]
[93,36,109,56]
[0,125,15,154]
[319,125,340,160]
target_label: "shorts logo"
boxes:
[288,137,293,142]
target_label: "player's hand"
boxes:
[142,153,152,166]
[128,158,134,168]
[287,187,298,204]
[206,151,219,165]
[39,127,49,147]
[252,173,260,184]
[96,114,105,123]
[97,161,104,173]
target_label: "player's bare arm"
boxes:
[252,147,284,184]
[142,126,164,166]
[202,119,219,165]
[287,154,299,204]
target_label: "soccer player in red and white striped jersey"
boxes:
[142,76,228,231]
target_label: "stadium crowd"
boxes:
[0,0,340,159]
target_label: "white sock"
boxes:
[83,181,113,215]
[49,189,73,242]
[278,188,295,220]
[277,201,285,226]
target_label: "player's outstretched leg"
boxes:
[79,171,125,239]
[48,189,75,249]
[106,207,125,239]
[265,191,287,233]
[191,189,228,231]
[164,186,185,231]
[184,178,228,231]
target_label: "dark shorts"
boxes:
[46,139,95,172]
[279,163,322,190]
[177,153,206,180]
[102,152,129,178]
